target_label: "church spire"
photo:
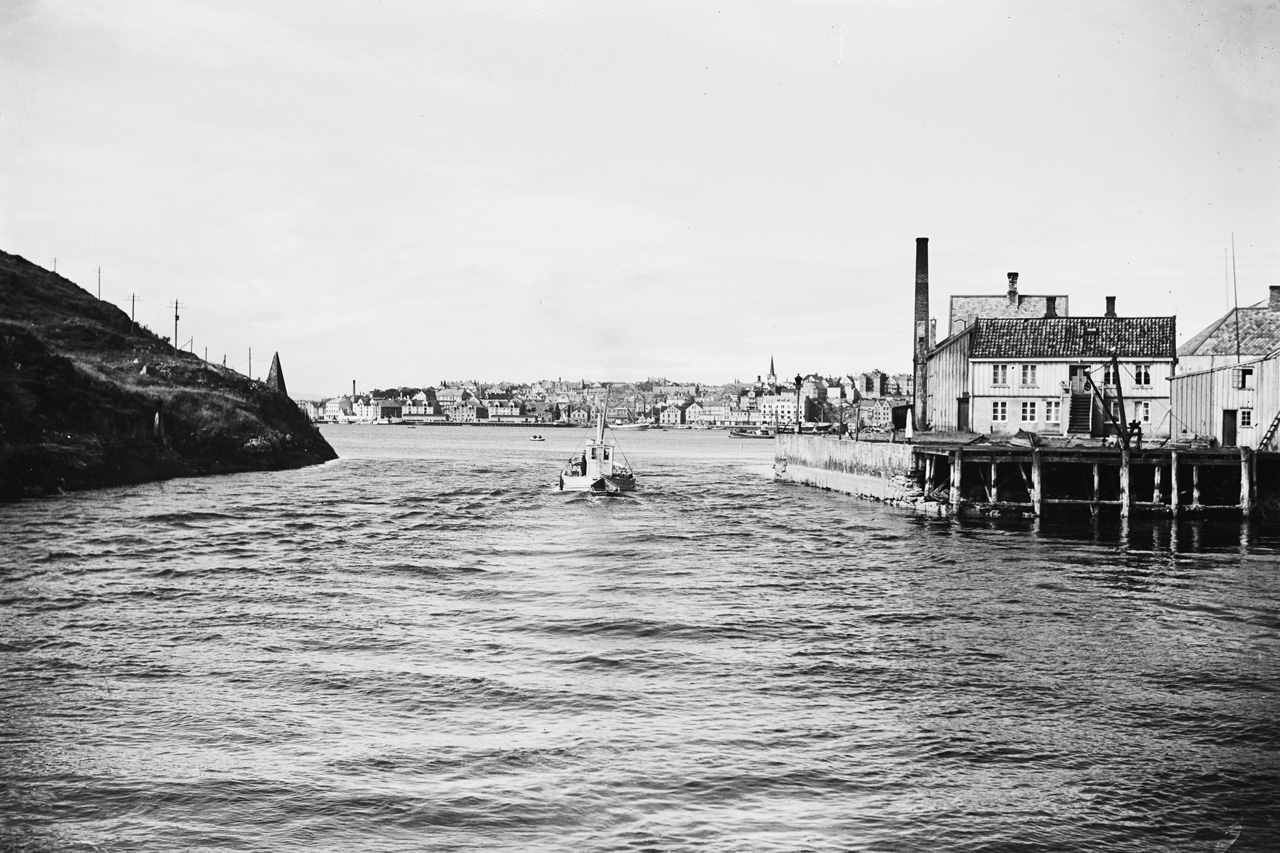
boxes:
[766,355,777,387]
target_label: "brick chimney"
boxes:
[1105,296,1117,317]
[1007,272,1019,307]
[913,238,929,431]
[1271,285,1280,311]
[1044,296,1058,318]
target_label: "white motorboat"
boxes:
[559,414,637,495]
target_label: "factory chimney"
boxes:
[913,237,930,431]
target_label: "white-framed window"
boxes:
[992,364,1008,385]
[1139,401,1151,423]
[1104,364,1119,386]
[992,401,1007,422]
[1241,409,1254,428]
[1021,364,1037,387]
[1046,400,1061,423]
[1021,401,1037,422]
[1135,364,1152,386]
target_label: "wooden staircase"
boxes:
[1067,393,1093,435]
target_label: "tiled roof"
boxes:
[1177,302,1280,356]
[969,316,1176,360]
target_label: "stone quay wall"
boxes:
[773,435,921,503]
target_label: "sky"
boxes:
[2,0,1277,395]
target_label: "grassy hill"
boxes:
[0,250,337,500]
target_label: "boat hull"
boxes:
[559,473,637,494]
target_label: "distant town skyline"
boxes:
[3,1,1276,393]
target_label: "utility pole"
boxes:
[97,266,101,300]
[173,299,181,352]
[249,347,252,379]
[128,293,140,339]
[52,257,57,273]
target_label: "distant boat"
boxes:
[559,414,637,495]
[530,435,545,441]
[728,427,775,439]
[610,421,650,431]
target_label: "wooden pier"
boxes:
[775,434,1274,517]
[915,444,1261,516]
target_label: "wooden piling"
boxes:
[1171,451,1179,516]
[1119,445,1131,518]
[1091,462,1100,516]
[1240,447,1253,513]
[1030,449,1043,516]
[1192,465,1201,508]
[950,449,962,508]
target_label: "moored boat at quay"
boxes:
[728,427,775,439]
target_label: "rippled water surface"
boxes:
[3,426,1279,852]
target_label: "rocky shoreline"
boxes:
[0,251,336,501]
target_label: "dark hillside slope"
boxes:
[0,250,336,500]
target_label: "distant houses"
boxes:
[289,254,1277,453]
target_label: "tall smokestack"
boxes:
[352,380,356,398]
[1105,296,1117,317]
[913,237,929,432]
[1007,272,1019,307]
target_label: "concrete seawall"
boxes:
[774,435,919,501]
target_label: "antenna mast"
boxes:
[1231,233,1242,364]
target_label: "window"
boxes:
[1103,364,1119,386]
[1046,400,1061,423]
[1234,368,1255,390]
[992,401,1007,422]
[1021,401,1037,422]
[1134,364,1152,386]
[992,364,1008,385]
[1021,364,1037,386]
[1241,409,1253,428]
[1139,401,1151,423]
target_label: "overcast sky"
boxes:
[2,1,1276,394]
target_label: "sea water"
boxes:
[2,426,1277,852]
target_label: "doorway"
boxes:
[1222,410,1238,447]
